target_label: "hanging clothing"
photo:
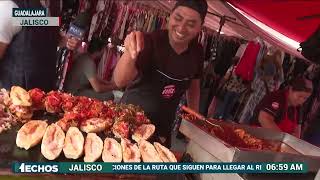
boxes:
[254,42,267,72]
[120,30,204,147]
[214,65,247,120]
[234,43,247,59]
[200,33,244,117]
[96,1,117,39]
[88,0,107,41]
[118,6,129,40]
[88,1,168,43]
[223,66,247,94]
[161,16,168,29]
[112,4,125,37]
[235,41,261,81]
[213,38,241,77]
[240,61,279,123]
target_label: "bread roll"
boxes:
[154,142,177,162]
[41,124,65,160]
[84,133,103,162]
[139,140,162,162]
[121,138,140,162]
[63,127,84,159]
[102,138,122,162]
[9,86,33,120]
[16,120,48,150]
[10,86,32,107]
[132,124,155,143]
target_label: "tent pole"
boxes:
[207,11,250,30]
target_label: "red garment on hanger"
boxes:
[235,41,261,81]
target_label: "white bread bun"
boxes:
[63,127,84,159]
[84,133,103,162]
[41,124,65,160]
[121,138,141,162]
[10,86,32,107]
[16,120,48,150]
[102,138,122,162]
[154,142,177,162]
[139,140,162,162]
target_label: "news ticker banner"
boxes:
[13,162,307,174]
[11,8,60,26]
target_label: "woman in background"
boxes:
[250,77,312,137]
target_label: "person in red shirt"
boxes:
[250,77,313,137]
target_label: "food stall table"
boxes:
[179,118,320,180]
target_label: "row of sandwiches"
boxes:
[16,120,177,162]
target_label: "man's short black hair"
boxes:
[87,38,106,54]
[173,0,208,23]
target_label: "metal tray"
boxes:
[179,119,320,172]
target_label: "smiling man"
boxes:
[113,0,208,147]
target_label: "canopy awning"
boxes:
[144,0,320,60]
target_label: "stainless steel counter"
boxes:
[179,119,320,179]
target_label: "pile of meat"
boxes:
[181,113,278,151]
[1,85,178,162]
[0,86,154,142]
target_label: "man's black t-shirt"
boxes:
[135,30,204,84]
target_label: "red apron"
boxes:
[277,91,298,134]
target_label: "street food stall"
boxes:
[0,86,180,179]
[179,107,320,180]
